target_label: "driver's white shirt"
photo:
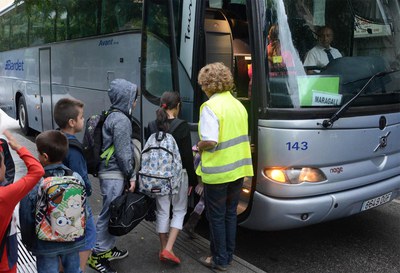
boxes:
[304,45,342,68]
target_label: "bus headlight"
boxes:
[263,167,327,184]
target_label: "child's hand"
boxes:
[3,130,22,151]
[128,179,136,192]
[195,182,204,196]
[187,186,193,196]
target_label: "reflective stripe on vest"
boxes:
[201,157,253,174]
[210,135,250,152]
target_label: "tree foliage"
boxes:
[0,0,142,50]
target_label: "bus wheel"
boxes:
[18,96,32,136]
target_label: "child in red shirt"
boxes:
[0,130,44,273]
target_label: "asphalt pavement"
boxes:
[1,110,265,273]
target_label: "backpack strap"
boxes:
[101,108,119,129]
[168,119,185,134]
[100,108,136,167]
[147,119,184,136]
[148,120,158,135]
[44,167,74,178]
[55,128,83,152]
[106,108,129,120]
[100,145,115,167]
[68,138,83,152]
[63,169,74,176]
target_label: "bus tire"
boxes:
[18,96,32,136]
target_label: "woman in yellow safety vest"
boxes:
[196,62,253,271]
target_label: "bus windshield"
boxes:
[263,0,400,109]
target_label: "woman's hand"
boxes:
[197,140,217,154]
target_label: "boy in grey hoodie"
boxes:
[88,79,138,273]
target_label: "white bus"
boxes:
[0,0,399,231]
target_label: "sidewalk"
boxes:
[8,128,265,273]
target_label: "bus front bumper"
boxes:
[239,175,400,231]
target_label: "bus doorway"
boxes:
[203,3,255,218]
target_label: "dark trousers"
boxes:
[204,178,243,266]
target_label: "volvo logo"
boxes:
[374,131,391,152]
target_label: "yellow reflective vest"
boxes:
[196,91,254,184]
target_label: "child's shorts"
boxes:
[80,203,96,251]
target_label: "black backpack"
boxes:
[82,110,112,177]
[108,191,155,236]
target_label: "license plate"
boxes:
[361,192,392,211]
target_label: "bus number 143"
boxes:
[286,141,308,151]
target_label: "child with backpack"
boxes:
[88,79,138,273]
[54,98,96,272]
[0,130,44,273]
[34,130,87,273]
[143,91,197,264]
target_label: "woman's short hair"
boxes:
[198,62,234,94]
[36,130,68,163]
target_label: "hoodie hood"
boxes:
[108,79,137,115]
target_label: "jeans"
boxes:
[93,179,124,253]
[36,252,80,273]
[204,178,243,267]
[80,204,96,251]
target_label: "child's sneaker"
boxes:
[99,247,129,261]
[88,253,117,273]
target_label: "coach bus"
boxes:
[0,0,399,231]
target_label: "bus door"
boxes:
[140,0,179,134]
[39,47,54,131]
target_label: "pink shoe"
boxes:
[159,251,166,261]
[160,249,181,264]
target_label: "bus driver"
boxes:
[303,26,342,74]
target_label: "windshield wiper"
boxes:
[320,70,398,128]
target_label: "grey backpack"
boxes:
[138,121,183,196]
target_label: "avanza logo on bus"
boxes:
[4,59,24,71]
